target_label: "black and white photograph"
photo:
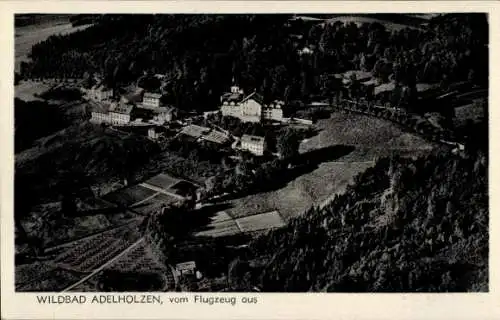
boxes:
[13,12,489,293]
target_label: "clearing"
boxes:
[220,112,437,222]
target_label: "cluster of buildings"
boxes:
[220,85,286,123]
[178,124,232,147]
[90,101,136,126]
[177,124,268,157]
[88,84,176,126]
[240,134,267,156]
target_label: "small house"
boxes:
[85,83,113,102]
[143,92,162,108]
[263,100,285,122]
[241,134,267,156]
[108,102,135,125]
[175,261,197,277]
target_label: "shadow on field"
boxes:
[154,202,235,238]
[298,144,356,165]
[219,144,356,201]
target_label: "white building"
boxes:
[262,100,285,122]
[84,83,113,102]
[175,261,196,277]
[108,103,135,125]
[148,127,159,140]
[143,92,162,108]
[91,102,135,125]
[241,134,267,156]
[220,87,264,123]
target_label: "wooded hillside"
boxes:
[20,14,488,111]
[231,146,488,292]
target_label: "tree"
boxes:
[277,128,300,160]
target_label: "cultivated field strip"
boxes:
[234,211,286,232]
[60,237,145,292]
[103,185,158,206]
[52,222,143,274]
[193,210,285,238]
[139,183,185,200]
[44,218,142,254]
[145,173,180,190]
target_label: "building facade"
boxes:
[90,102,135,125]
[220,87,264,123]
[84,84,113,102]
[262,101,285,122]
[143,92,162,108]
[241,134,267,156]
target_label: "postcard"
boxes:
[1,1,499,319]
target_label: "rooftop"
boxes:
[200,130,230,145]
[90,101,111,114]
[241,91,264,105]
[374,82,396,95]
[144,92,162,99]
[241,134,265,144]
[221,92,244,103]
[110,102,135,115]
[180,124,210,139]
[176,261,196,271]
[343,70,373,81]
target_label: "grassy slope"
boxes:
[237,150,488,292]
[227,113,436,221]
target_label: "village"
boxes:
[14,13,488,293]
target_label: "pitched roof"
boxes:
[201,130,230,145]
[241,91,264,105]
[144,92,162,99]
[374,82,396,95]
[343,70,373,82]
[176,261,196,271]
[180,124,210,139]
[110,102,134,115]
[90,101,110,114]
[221,92,244,103]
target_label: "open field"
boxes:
[227,161,374,221]
[194,217,241,238]
[299,112,435,156]
[235,211,286,233]
[222,112,437,222]
[15,80,55,101]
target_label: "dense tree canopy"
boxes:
[21,14,488,111]
[231,146,488,292]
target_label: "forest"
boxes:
[228,141,488,292]
[20,14,488,111]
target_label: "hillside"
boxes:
[19,14,488,111]
[230,149,488,292]
[15,123,159,219]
